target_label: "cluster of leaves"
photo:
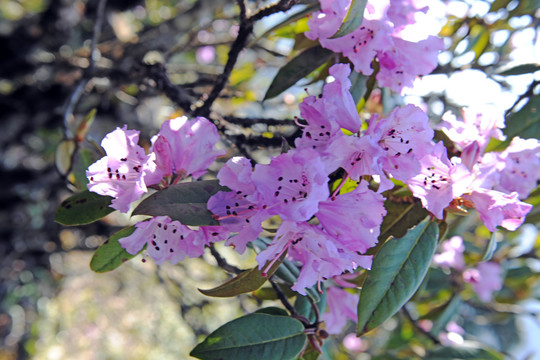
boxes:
[53,0,540,359]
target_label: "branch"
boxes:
[209,244,242,274]
[192,0,300,118]
[192,21,253,117]
[142,63,194,113]
[248,0,299,24]
[62,0,107,137]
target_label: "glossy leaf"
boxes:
[504,94,540,140]
[425,342,504,360]
[72,148,98,189]
[263,45,333,100]
[367,198,428,255]
[249,2,320,46]
[55,190,113,225]
[496,63,540,76]
[190,313,307,360]
[331,0,368,38]
[255,307,289,317]
[357,219,439,335]
[199,253,286,297]
[133,180,227,226]
[90,227,138,273]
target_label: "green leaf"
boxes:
[190,313,307,360]
[199,253,286,297]
[367,198,428,255]
[249,2,320,47]
[72,148,98,189]
[331,0,368,38]
[504,95,540,140]
[133,180,227,226]
[255,307,289,317]
[90,226,138,273]
[263,46,334,100]
[294,284,327,323]
[496,63,540,76]
[357,219,439,335]
[425,342,504,360]
[349,70,367,105]
[55,190,113,225]
[55,139,76,176]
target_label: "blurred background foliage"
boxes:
[0,0,538,359]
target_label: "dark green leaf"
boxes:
[425,341,504,360]
[331,0,368,38]
[294,284,327,323]
[349,70,367,104]
[90,227,138,273]
[357,219,439,335]
[190,313,307,360]
[133,180,227,226]
[263,46,333,100]
[504,95,540,140]
[496,63,540,76]
[199,253,286,297]
[55,190,114,225]
[255,307,289,317]
[72,148,98,189]
[249,2,320,47]
[367,198,428,255]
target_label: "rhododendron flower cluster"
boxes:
[306,0,444,92]
[82,0,540,337]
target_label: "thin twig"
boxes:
[209,244,242,274]
[192,0,300,118]
[248,0,299,24]
[62,0,107,137]
[269,277,301,318]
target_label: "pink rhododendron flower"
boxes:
[495,137,540,199]
[119,216,207,264]
[152,116,225,180]
[321,287,358,334]
[366,104,434,180]
[207,157,267,253]
[387,0,429,31]
[318,63,363,133]
[440,106,506,155]
[463,189,533,232]
[463,262,503,302]
[406,142,470,219]
[433,235,465,271]
[86,125,158,213]
[256,221,372,294]
[317,181,386,253]
[307,0,443,92]
[376,36,443,92]
[251,149,329,221]
[326,133,386,182]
